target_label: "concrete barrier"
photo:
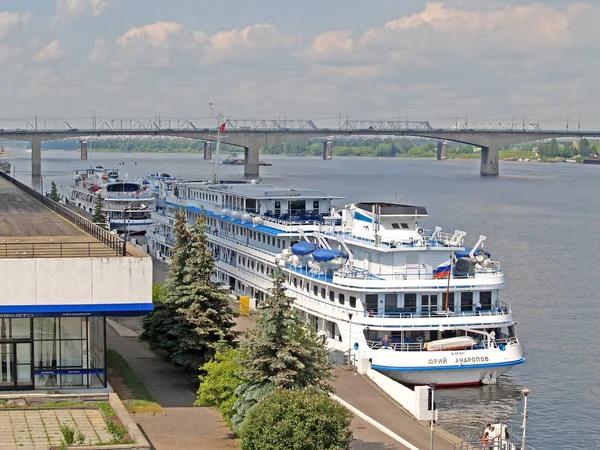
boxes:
[366,369,437,421]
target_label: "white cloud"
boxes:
[89,38,109,64]
[34,39,64,62]
[202,24,294,63]
[115,21,190,68]
[53,0,111,23]
[0,12,29,41]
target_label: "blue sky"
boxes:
[1,1,599,128]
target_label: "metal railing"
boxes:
[0,172,126,256]
[363,306,511,319]
[0,242,120,259]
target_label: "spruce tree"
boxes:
[92,194,109,230]
[49,181,61,202]
[231,269,332,429]
[142,207,191,355]
[170,214,237,372]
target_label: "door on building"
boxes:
[0,342,33,390]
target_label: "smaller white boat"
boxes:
[424,336,477,352]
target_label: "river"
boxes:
[7,148,600,449]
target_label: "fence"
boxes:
[0,172,126,256]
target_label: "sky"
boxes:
[1,0,600,129]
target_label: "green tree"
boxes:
[239,388,353,450]
[579,138,592,157]
[141,208,191,355]
[195,346,246,425]
[231,269,332,429]
[169,214,237,372]
[49,181,61,202]
[92,195,109,230]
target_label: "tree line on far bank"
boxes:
[141,208,353,449]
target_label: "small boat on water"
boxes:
[0,160,10,174]
[221,155,272,166]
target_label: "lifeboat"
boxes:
[424,336,477,352]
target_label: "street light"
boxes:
[521,388,530,450]
[347,312,353,369]
[123,201,147,242]
[40,175,44,196]
[430,382,436,450]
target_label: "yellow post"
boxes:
[240,296,250,316]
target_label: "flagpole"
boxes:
[444,252,453,311]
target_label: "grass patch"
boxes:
[123,400,163,415]
[106,349,162,414]
[0,400,86,410]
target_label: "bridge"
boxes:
[1,117,599,181]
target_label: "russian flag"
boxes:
[433,259,452,279]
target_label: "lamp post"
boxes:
[40,175,44,196]
[521,388,530,450]
[123,201,147,242]
[347,312,353,369]
[429,382,436,450]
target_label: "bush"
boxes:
[240,388,353,450]
[195,347,245,424]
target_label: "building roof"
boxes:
[0,175,127,258]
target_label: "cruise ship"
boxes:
[147,179,524,386]
[69,166,156,235]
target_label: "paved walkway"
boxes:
[107,324,408,449]
[0,408,111,450]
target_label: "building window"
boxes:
[349,296,357,308]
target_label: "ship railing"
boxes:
[453,437,538,450]
[366,336,516,352]
[0,241,121,259]
[0,172,126,257]
[363,307,511,319]
[103,191,155,200]
[336,267,503,281]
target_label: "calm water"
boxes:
[8,149,600,449]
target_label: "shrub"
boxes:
[240,388,353,450]
[195,347,246,424]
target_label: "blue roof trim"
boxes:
[0,303,153,318]
[372,357,525,372]
[165,200,286,235]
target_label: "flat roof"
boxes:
[0,176,132,258]
[182,181,344,200]
[0,176,84,239]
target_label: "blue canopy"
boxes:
[291,241,316,256]
[312,248,343,262]
[454,247,491,259]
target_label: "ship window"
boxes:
[385,294,397,312]
[329,291,334,302]
[442,292,454,311]
[403,294,417,312]
[293,278,298,288]
[251,261,255,270]
[313,285,318,296]
[421,294,438,313]
[339,293,345,305]
[321,288,326,299]
[365,294,378,312]
[460,292,473,312]
[401,223,409,229]
[479,291,492,310]
[391,223,400,229]
[313,200,319,210]
[349,296,357,308]
[262,234,266,243]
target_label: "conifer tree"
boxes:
[170,214,237,372]
[49,181,61,202]
[92,194,108,230]
[231,269,332,429]
[142,207,191,354]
